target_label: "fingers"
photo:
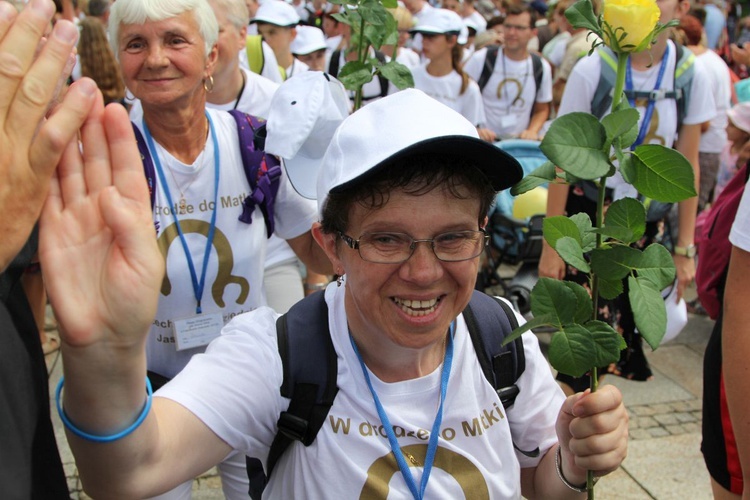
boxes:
[103,103,151,208]
[30,78,98,181]
[55,126,88,207]
[81,93,113,193]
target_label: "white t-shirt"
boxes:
[410,63,486,127]
[205,67,279,119]
[463,10,487,32]
[239,39,285,84]
[285,57,310,79]
[697,50,731,154]
[396,46,421,69]
[464,48,553,137]
[158,284,564,497]
[139,108,317,378]
[557,40,716,198]
[730,182,750,251]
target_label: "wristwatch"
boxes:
[673,244,696,258]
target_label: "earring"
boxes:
[336,274,344,287]
[203,75,215,93]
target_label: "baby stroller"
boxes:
[477,139,548,314]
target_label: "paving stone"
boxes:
[687,399,703,411]
[670,401,690,412]
[650,403,672,414]
[683,422,701,433]
[654,413,679,425]
[648,427,671,438]
[636,416,658,428]
[666,424,685,435]
[629,429,653,440]
[629,405,656,416]
[675,412,696,423]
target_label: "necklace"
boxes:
[163,117,209,214]
[232,69,247,110]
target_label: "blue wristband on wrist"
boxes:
[55,376,153,443]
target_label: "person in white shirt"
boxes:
[291,25,328,71]
[381,5,421,68]
[252,0,309,79]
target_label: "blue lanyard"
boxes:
[350,324,455,500]
[626,44,670,147]
[142,112,220,314]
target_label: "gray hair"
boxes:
[108,0,219,58]
[209,0,250,30]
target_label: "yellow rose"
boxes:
[602,0,660,53]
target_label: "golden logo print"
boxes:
[157,220,250,307]
[635,98,666,145]
[497,78,524,108]
[359,444,489,499]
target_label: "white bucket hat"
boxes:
[291,25,327,55]
[410,8,463,36]
[264,72,350,199]
[252,0,300,26]
[316,88,523,215]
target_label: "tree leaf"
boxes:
[635,243,676,290]
[570,213,596,252]
[586,320,626,366]
[590,226,634,242]
[564,0,601,35]
[358,0,388,26]
[602,108,639,147]
[557,236,591,273]
[549,325,597,378]
[381,0,398,8]
[540,113,611,180]
[598,276,624,300]
[338,61,374,90]
[628,275,666,350]
[631,145,697,202]
[543,215,581,249]
[530,278,577,328]
[502,313,556,346]
[590,245,642,280]
[564,281,594,324]
[619,154,637,184]
[604,197,645,244]
[511,161,556,196]
[378,60,414,89]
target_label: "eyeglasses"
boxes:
[502,23,531,31]
[338,230,489,264]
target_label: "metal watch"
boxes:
[673,244,696,258]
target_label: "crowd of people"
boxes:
[3,0,750,497]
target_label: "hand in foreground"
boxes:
[0,0,96,271]
[555,385,629,484]
[40,99,164,351]
[673,254,695,302]
[538,243,566,280]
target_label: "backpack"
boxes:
[696,163,750,319]
[246,289,530,499]
[477,45,544,120]
[133,110,282,238]
[245,35,287,81]
[328,49,389,99]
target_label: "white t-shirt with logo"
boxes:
[411,63,486,127]
[139,108,317,378]
[464,48,553,137]
[557,40,716,199]
[697,50,731,154]
[158,284,565,497]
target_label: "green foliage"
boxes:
[630,145,697,202]
[540,113,611,180]
[628,276,666,349]
[510,161,556,196]
[564,0,602,37]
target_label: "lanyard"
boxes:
[501,49,530,113]
[142,112,220,314]
[626,44,670,147]
[350,323,455,500]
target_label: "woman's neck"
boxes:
[206,66,244,106]
[427,55,453,77]
[142,98,209,164]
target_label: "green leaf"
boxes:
[549,325,597,378]
[381,0,398,8]
[530,278,577,328]
[556,236,590,273]
[332,11,354,26]
[543,215,581,249]
[590,226,634,242]
[636,243,676,290]
[564,0,601,35]
[358,0,388,26]
[604,197,646,244]
[338,61,374,90]
[502,314,556,346]
[586,320,626,366]
[602,108,639,147]
[378,60,414,90]
[590,245,642,280]
[564,281,594,324]
[598,276,624,300]
[631,145,697,203]
[511,161,556,196]
[628,276,666,350]
[570,213,596,252]
[619,154,637,185]
[540,113,611,180]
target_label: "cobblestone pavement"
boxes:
[627,399,703,441]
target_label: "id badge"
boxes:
[500,114,516,129]
[173,312,223,351]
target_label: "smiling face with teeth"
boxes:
[316,184,484,380]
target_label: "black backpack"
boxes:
[328,49,389,100]
[246,289,530,499]
[477,45,544,121]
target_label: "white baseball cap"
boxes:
[316,89,523,215]
[291,25,327,55]
[264,72,350,199]
[411,8,463,35]
[252,0,300,26]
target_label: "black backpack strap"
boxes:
[374,50,389,98]
[462,290,524,408]
[531,53,543,98]
[478,45,499,92]
[132,123,156,210]
[247,291,339,498]
[328,50,341,77]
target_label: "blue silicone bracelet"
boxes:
[55,376,153,443]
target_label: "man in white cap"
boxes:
[253,0,309,78]
[291,25,328,71]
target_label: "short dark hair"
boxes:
[88,0,110,17]
[320,153,497,235]
[504,4,537,28]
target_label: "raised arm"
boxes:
[39,100,231,497]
